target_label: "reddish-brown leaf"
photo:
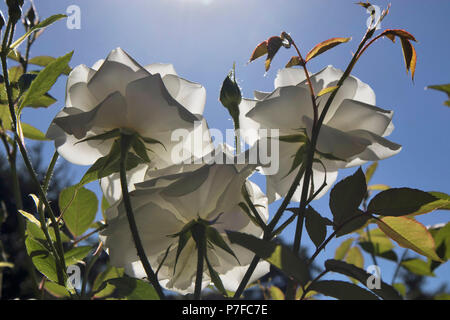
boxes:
[249,40,268,62]
[356,1,372,9]
[381,29,417,43]
[305,37,351,62]
[285,56,304,68]
[265,36,283,71]
[400,38,417,81]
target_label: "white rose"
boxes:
[240,65,401,203]
[46,47,212,173]
[100,158,269,294]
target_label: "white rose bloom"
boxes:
[240,65,401,203]
[46,48,212,201]
[100,157,270,294]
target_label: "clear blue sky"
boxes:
[2,0,449,293]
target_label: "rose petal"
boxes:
[125,74,198,137]
[66,64,98,111]
[220,261,270,292]
[326,99,393,136]
[343,130,402,167]
[238,99,261,146]
[304,116,372,160]
[144,63,177,77]
[246,86,314,132]
[100,164,149,205]
[87,48,150,101]
[274,68,308,89]
[253,90,271,101]
[305,65,358,123]
[101,200,184,268]
[162,74,206,115]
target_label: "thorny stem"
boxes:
[1,20,62,290]
[287,28,376,299]
[308,213,374,265]
[233,165,306,299]
[290,40,318,125]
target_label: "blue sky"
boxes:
[1,0,449,293]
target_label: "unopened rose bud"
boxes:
[219,68,242,124]
[0,11,5,30]
[23,2,38,29]
[6,0,22,24]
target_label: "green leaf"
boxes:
[309,280,379,300]
[21,122,48,140]
[205,253,227,297]
[285,145,307,177]
[376,216,441,261]
[325,260,402,300]
[335,210,371,237]
[329,167,367,226]
[76,128,121,145]
[269,286,285,300]
[305,37,351,62]
[0,262,14,268]
[206,227,239,263]
[10,14,68,51]
[401,259,435,277]
[434,293,450,300]
[64,246,92,266]
[358,230,398,262]
[8,65,24,83]
[25,236,59,282]
[101,195,110,220]
[174,230,191,273]
[365,162,378,184]
[59,186,98,237]
[25,220,70,243]
[79,146,143,186]
[429,192,450,210]
[428,84,450,107]
[106,277,160,300]
[18,209,41,227]
[18,73,38,93]
[44,282,71,298]
[368,188,439,216]
[345,246,364,284]
[227,231,310,285]
[368,184,390,191]
[28,56,72,75]
[131,135,151,163]
[295,285,317,300]
[24,93,57,108]
[92,266,124,298]
[431,222,450,263]
[345,247,364,270]
[305,206,328,248]
[393,283,406,297]
[334,238,354,260]
[317,86,338,97]
[409,191,450,215]
[277,134,308,144]
[19,51,73,112]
